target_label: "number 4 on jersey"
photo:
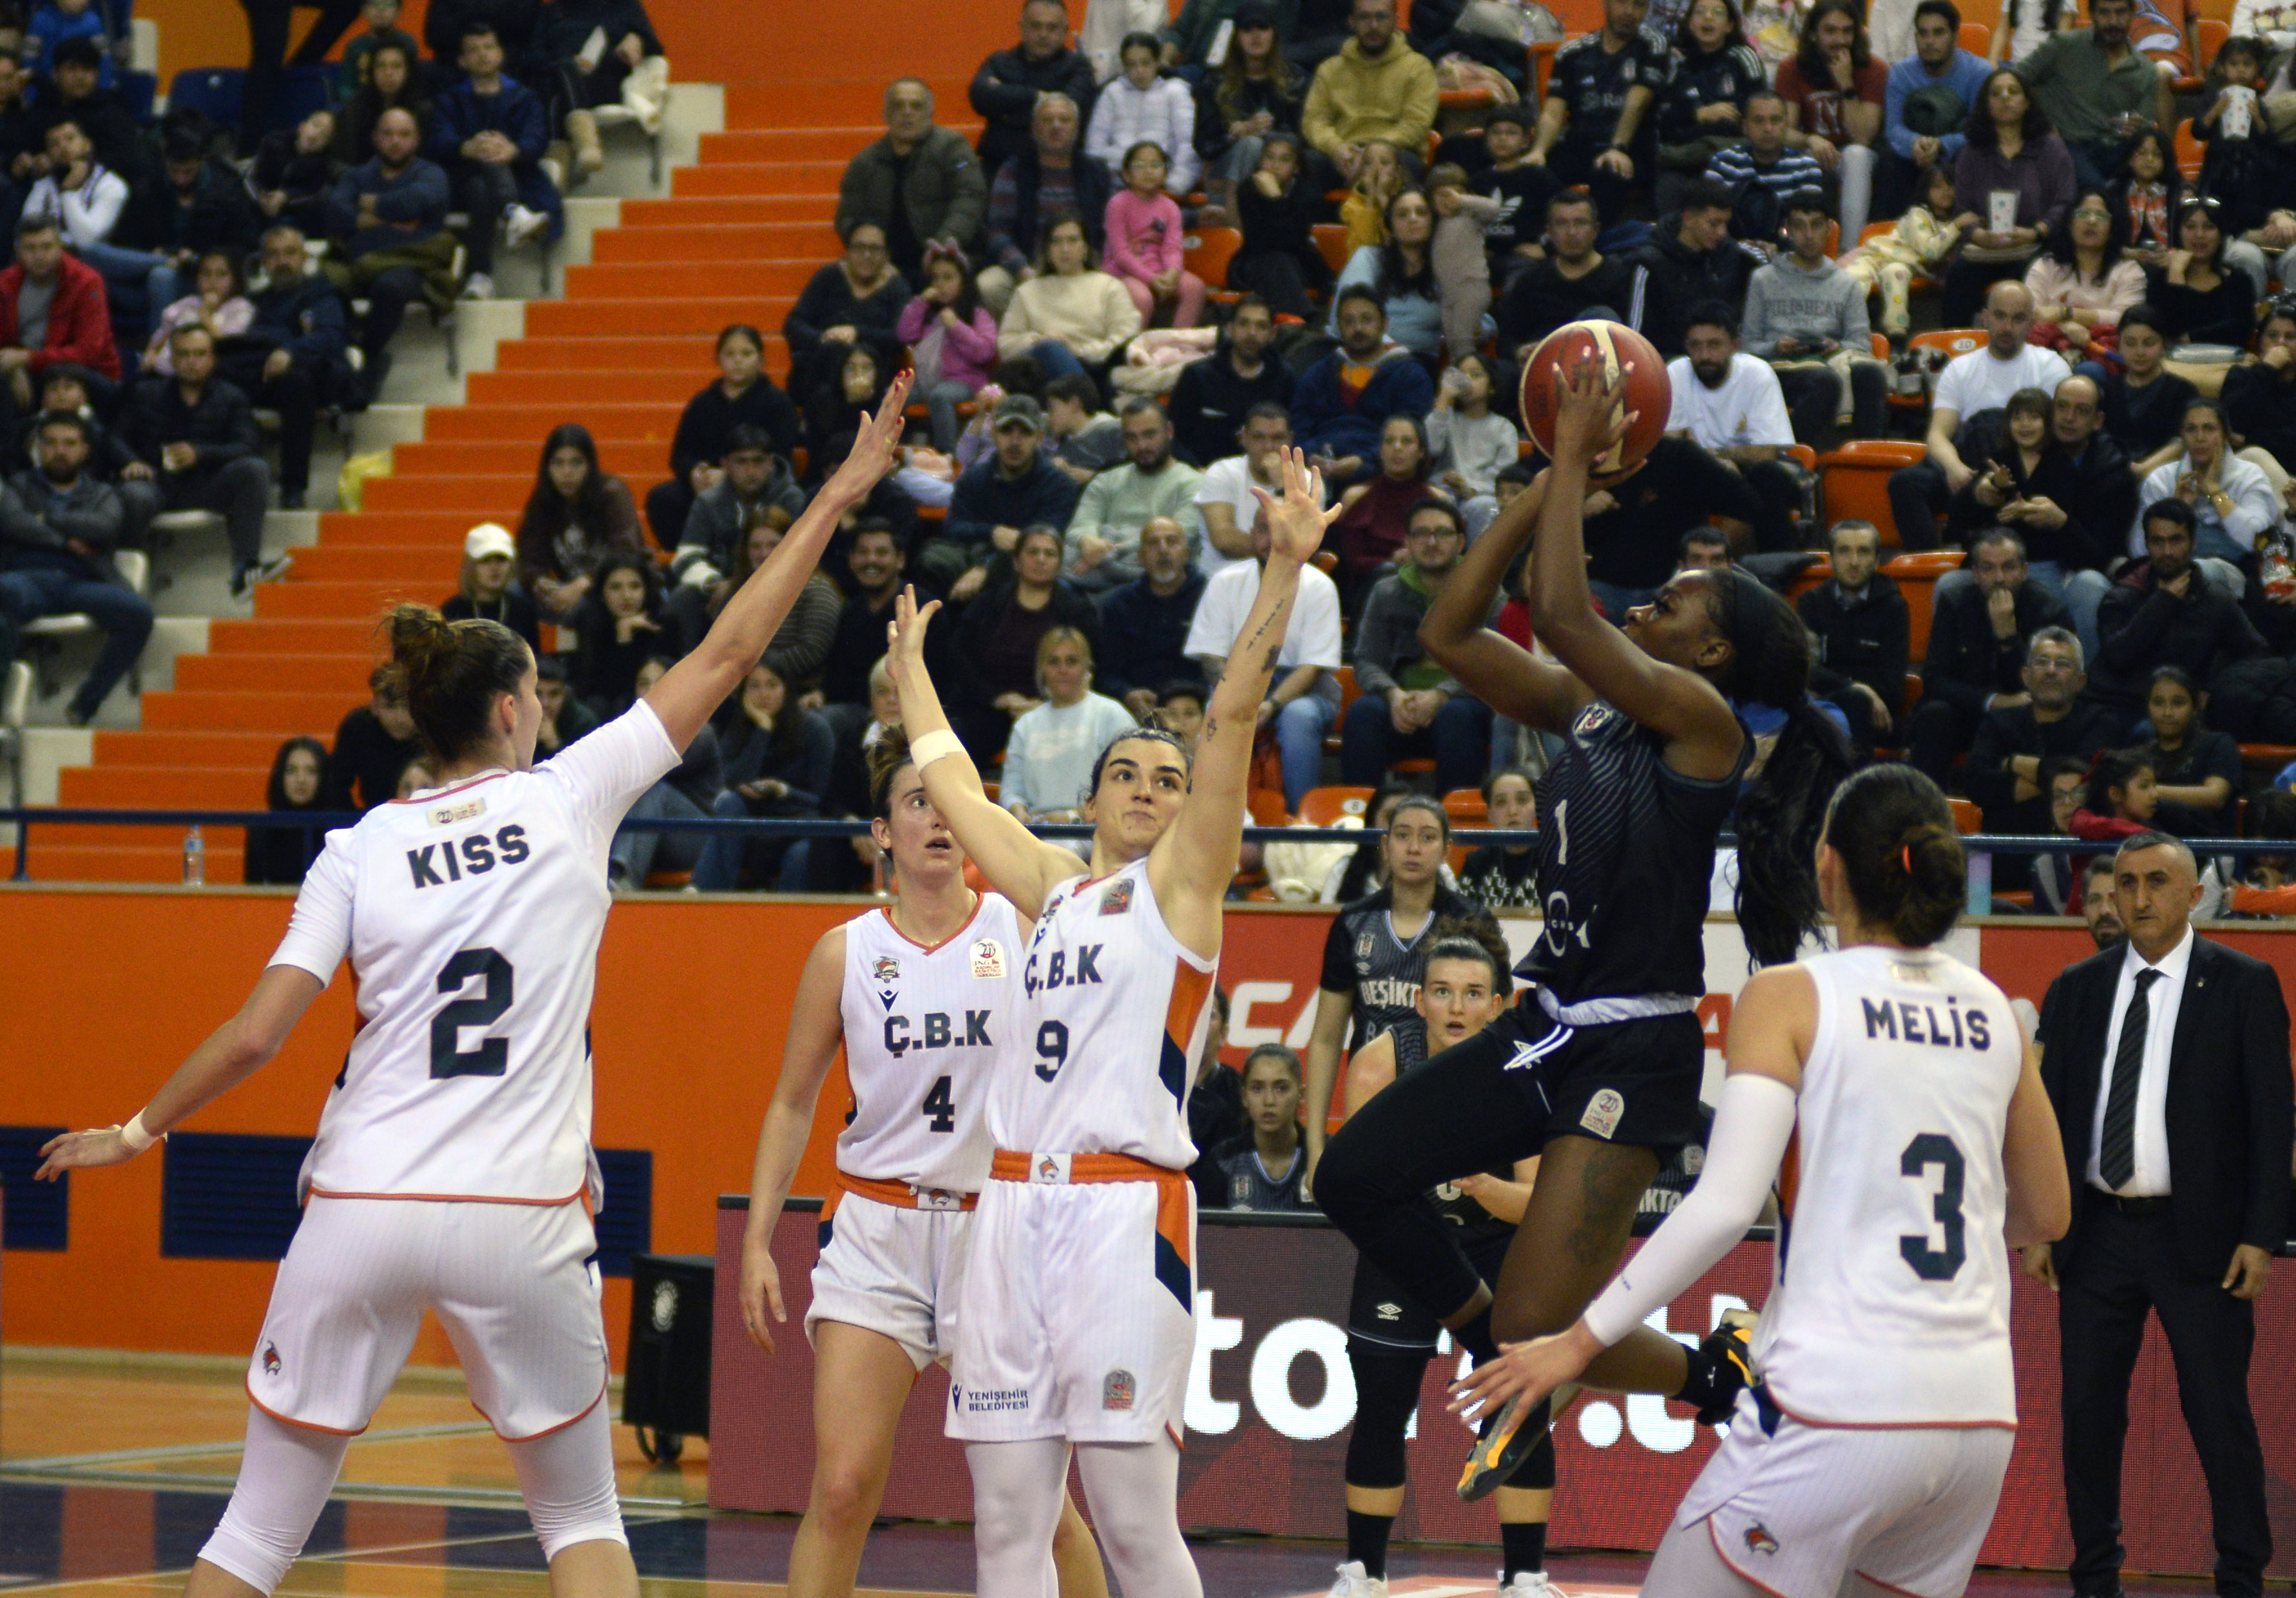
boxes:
[922,1075,955,1133]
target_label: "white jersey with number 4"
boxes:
[837,895,1024,1193]
[267,703,680,1204]
[1755,943,2023,1427]
[995,856,1214,1168]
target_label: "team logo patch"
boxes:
[1743,1525,1781,1556]
[651,1280,679,1333]
[1102,1369,1137,1411]
[872,955,901,982]
[1230,1174,1252,1205]
[1032,1153,1070,1183]
[1681,1145,1705,1176]
[428,797,484,826]
[1100,879,1134,915]
[1573,701,1614,737]
[260,1342,281,1378]
[1580,1087,1626,1139]
[971,938,1006,979]
[1355,931,1375,960]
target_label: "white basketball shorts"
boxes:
[807,1192,974,1371]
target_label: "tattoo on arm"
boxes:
[1564,1142,1660,1268]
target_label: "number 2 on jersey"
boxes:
[432,947,513,1078]
[1899,1132,1967,1280]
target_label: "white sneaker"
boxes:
[1325,1561,1387,1598]
[460,272,495,301]
[1498,1573,1565,1598]
[504,204,548,248]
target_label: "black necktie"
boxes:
[2098,967,2162,1191]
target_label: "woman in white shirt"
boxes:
[1000,625,1140,823]
[28,117,175,312]
[2230,0,2296,52]
[2132,395,2281,573]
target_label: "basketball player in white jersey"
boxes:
[736,731,1105,1598]
[1451,764,2072,1598]
[32,379,914,1598]
[879,448,1337,1598]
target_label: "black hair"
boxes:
[1485,104,1530,131]
[2244,788,2296,841]
[2174,197,2226,270]
[2140,494,2198,536]
[2039,752,2090,796]
[458,19,499,46]
[51,35,100,70]
[1406,493,1464,538]
[1216,17,1302,123]
[1912,0,1961,32]
[1121,138,1171,172]
[1674,0,1748,53]
[1781,188,1832,222]
[723,424,774,458]
[2049,191,2124,274]
[2002,384,2054,435]
[1240,1042,1304,1082]
[1546,189,1598,223]
[1685,299,1739,339]
[866,726,917,819]
[1243,399,1292,429]
[2147,663,2200,703]
[1375,189,1436,301]
[2085,748,2154,817]
[1044,370,1101,411]
[265,736,329,812]
[379,604,533,767]
[991,353,1047,399]
[1965,68,2052,150]
[1157,678,1207,707]
[518,424,615,578]
[1795,0,1870,85]
[1422,913,1513,995]
[1120,29,1162,59]
[2116,301,2169,345]
[1334,282,1386,318]
[1681,176,1737,215]
[1481,764,1536,804]
[1228,293,1274,326]
[14,213,55,242]
[35,410,86,444]
[1379,412,1431,475]
[2083,849,2120,884]
[849,515,903,548]
[1382,791,1451,844]
[716,322,765,356]
[1820,765,1966,948]
[1709,569,1856,966]
[1087,725,1194,800]
[1495,459,1538,488]
[591,547,664,616]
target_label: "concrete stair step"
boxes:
[173,653,383,694]
[93,729,330,766]
[59,765,271,808]
[591,222,842,263]
[142,689,370,732]
[423,401,682,444]
[523,297,794,338]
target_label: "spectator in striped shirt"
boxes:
[1704,90,1826,256]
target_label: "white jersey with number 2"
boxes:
[267,703,680,1204]
[1755,943,2023,1427]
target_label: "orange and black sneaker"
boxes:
[1689,1313,1759,1426]
[1456,1392,1546,1502]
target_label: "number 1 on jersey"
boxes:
[432,947,514,1078]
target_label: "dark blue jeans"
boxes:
[1339,690,1494,795]
[0,567,155,718]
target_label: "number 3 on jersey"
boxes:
[432,948,513,1078]
[1899,1132,1967,1281]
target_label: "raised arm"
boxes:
[739,926,849,1354]
[884,585,1086,918]
[1152,448,1338,955]
[1526,359,1743,775]
[645,374,909,750]
[1417,466,1589,732]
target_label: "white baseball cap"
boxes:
[464,522,516,561]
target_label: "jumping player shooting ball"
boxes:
[31,375,915,1598]
[879,446,1337,1598]
[1316,349,1857,1500]
[1451,763,2071,1598]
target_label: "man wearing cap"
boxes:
[441,522,541,653]
[928,393,1082,599]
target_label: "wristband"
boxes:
[119,1110,158,1152]
[909,729,965,772]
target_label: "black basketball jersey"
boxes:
[1516,698,1746,1004]
[1207,1132,1311,1212]
[1319,883,1484,1053]
[1390,1013,1515,1242]
[1549,27,1673,150]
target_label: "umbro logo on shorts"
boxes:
[1375,1302,1401,1320]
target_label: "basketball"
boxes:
[1518,319,1670,479]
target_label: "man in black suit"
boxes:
[2029,832,2293,1598]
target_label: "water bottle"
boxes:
[182,824,205,886]
[2259,529,2295,603]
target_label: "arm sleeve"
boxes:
[267,837,358,984]
[1582,1072,1799,1346]
[540,696,682,845]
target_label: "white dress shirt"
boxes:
[2085,925,2194,1197]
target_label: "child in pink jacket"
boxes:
[895,242,1001,450]
[1103,140,1206,328]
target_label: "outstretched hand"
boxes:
[1549,356,1634,472]
[827,371,914,501]
[1248,447,1342,567]
[35,1125,140,1180]
[1448,1319,1603,1417]
[885,583,942,683]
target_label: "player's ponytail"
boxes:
[380,602,533,767]
[1821,764,1966,948]
[866,727,915,819]
[1710,571,1855,969]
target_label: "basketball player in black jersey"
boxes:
[1314,357,1855,1499]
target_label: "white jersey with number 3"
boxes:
[1755,944,2023,1427]
[837,895,1023,1192]
[267,703,680,1204]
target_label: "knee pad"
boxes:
[1343,1347,1427,1490]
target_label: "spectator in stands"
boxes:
[569,547,666,717]
[690,512,843,690]
[1965,625,2116,882]
[1874,0,1989,220]
[2025,191,2144,363]
[1043,370,1127,479]
[323,663,420,811]
[142,251,253,378]
[803,343,892,486]
[144,125,264,303]
[931,394,1082,595]
[898,244,1000,454]
[646,325,799,547]
[0,408,142,723]
[340,0,419,104]
[2011,0,2170,192]
[1203,1044,1311,1210]
[691,661,834,892]
[441,520,541,652]
[1654,0,1767,220]
[995,214,1141,382]
[1889,280,2072,550]
[948,522,1100,756]
[839,79,989,283]
[1941,68,2075,322]
[1527,0,1670,225]
[25,118,171,325]
[1153,679,1207,751]
[1579,433,1763,617]
[1191,1,1304,223]
[524,0,668,176]
[1102,140,1205,330]
[1064,398,1202,593]
[1776,0,1886,242]
[335,40,426,166]
[1331,413,1441,607]
[2220,299,2296,481]
[1293,287,1435,476]
[1665,301,1802,550]
[971,0,1100,180]
[1168,296,1292,470]
[1331,187,1444,361]
[2145,198,2255,348]
[1455,765,1537,906]
[1705,91,1827,254]
[819,520,925,719]
[1495,189,1649,360]
[29,38,140,182]
[2063,745,2161,852]
[1301,0,1437,185]
[1000,627,1139,822]
[514,421,644,621]
[1743,194,1887,441]
[1427,353,1516,537]
[2093,303,2192,478]
[1183,985,1244,1206]
[1195,399,1290,577]
[1797,517,1909,753]
[0,56,37,200]
[1676,524,1734,568]
[430,22,560,303]
[321,106,454,388]
[2090,495,2266,719]
[2141,663,2240,835]
[1341,497,1492,794]
[245,736,329,885]
[785,219,909,403]
[533,656,599,756]
[1907,526,2074,783]
[607,652,723,891]
[665,426,803,598]
[120,325,285,600]
[1095,515,1207,718]
[1464,106,1558,290]
[240,0,362,156]
[2134,397,2277,575]
[1627,178,1761,358]
[1087,37,1200,196]
[1226,133,1328,319]
[24,364,139,521]
[1185,495,1345,808]
[218,225,347,511]
[981,95,1111,323]
[28,0,119,88]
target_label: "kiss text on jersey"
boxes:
[406,825,530,889]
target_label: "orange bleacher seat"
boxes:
[1817,438,1926,547]
[1949,797,1982,834]
[1248,788,1291,825]
[2196,16,2228,73]
[1187,226,1241,290]
[1314,223,1351,275]
[2175,118,2203,180]
[2241,743,2296,770]
[1301,785,1374,826]
[1528,39,1559,100]
[1443,787,1488,826]
[1959,20,1990,53]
